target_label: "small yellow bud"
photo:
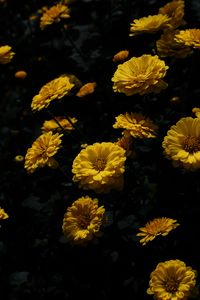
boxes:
[14,155,24,162]
[14,70,27,80]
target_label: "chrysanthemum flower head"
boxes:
[0,45,15,64]
[147,259,197,300]
[112,54,168,96]
[137,217,179,245]
[72,142,126,193]
[40,3,70,30]
[192,107,200,118]
[62,196,105,245]
[41,116,77,132]
[76,82,97,97]
[24,132,63,173]
[0,208,9,220]
[129,14,171,37]
[113,113,158,138]
[162,117,200,170]
[156,30,192,58]
[175,29,200,49]
[31,75,74,112]
[159,0,185,29]
[115,134,135,157]
[112,50,129,63]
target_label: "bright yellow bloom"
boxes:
[147,260,197,300]
[112,55,168,96]
[0,208,9,220]
[62,196,105,245]
[24,132,63,173]
[72,142,126,193]
[175,29,200,49]
[0,45,15,64]
[162,117,200,170]
[192,107,200,118]
[14,70,27,79]
[76,82,97,97]
[112,50,129,63]
[42,116,77,132]
[129,14,171,37]
[113,113,158,138]
[137,217,179,245]
[159,0,185,29]
[156,30,192,58]
[31,75,74,111]
[40,3,70,30]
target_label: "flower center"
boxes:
[182,136,200,153]
[165,280,178,293]
[78,215,91,229]
[93,158,106,171]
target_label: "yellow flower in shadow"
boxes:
[147,260,197,300]
[137,217,179,245]
[62,196,105,245]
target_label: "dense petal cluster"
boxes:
[72,142,126,193]
[76,82,97,97]
[62,196,105,245]
[112,55,168,96]
[175,29,200,49]
[42,116,77,132]
[129,14,171,36]
[156,30,192,58]
[147,260,197,300]
[24,132,63,173]
[162,117,200,170]
[31,75,74,111]
[0,45,15,64]
[0,208,9,220]
[113,113,158,138]
[112,50,129,63]
[137,217,179,245]
[158,0,185,29]
[40,3,70,30]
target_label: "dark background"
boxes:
[0,0,200,299]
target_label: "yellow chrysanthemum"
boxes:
[175,29,200,49]
[40,3,70,30]
[192,107,200,118]
[41,116,77,132]
[147,260,197,300]
[31,75,74,111]
[0,45,15,64]
[112,50,129,63]
[62,196,105,245]
[0,208,9,220]
[14,70,27,79]
[24,132,63,173]
[137,217,179,245]
[158,0,185,29]
[156,30,192,58]
[76,82,97,97]
[112,55,168,96]
[72,142,126,193]
[129,14,171,37]
[113,113,158,138]
[162,117,200,170]
[115,135,134,157]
